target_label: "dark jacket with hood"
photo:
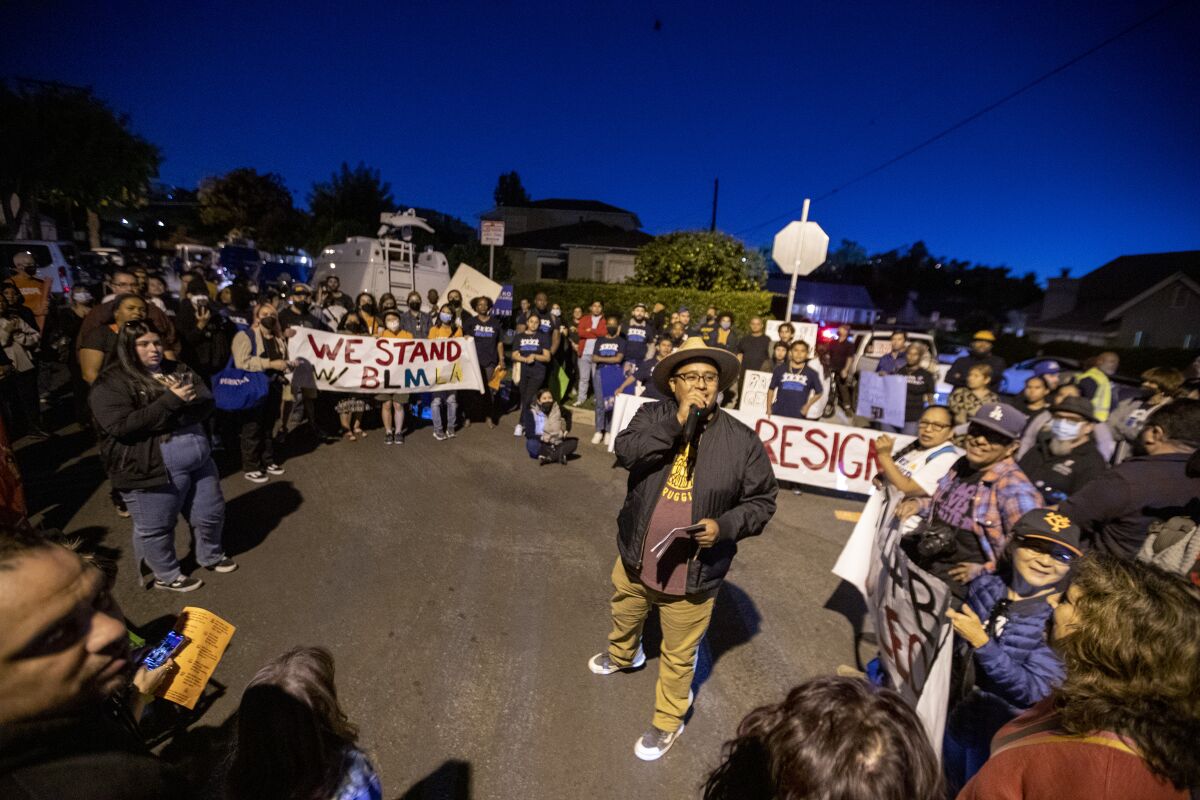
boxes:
[613,399,777,594]
[89,360,214,491]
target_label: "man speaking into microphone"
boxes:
[587,337,778,761]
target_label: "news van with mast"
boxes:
[311,209,450,301]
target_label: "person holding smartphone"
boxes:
[231,304,295,483]
[89,320,236,592]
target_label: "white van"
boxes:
[0,240,81,293]
[311,210,450,301]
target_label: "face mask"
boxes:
[606,325,619,335]
[293,300,310,312]
[719,320,731,330]
[360,303,376,315]
[261,317,279,332]
[450,299,462,308]
[386,320,401,332]
[539,401,554,413]
[551,308,561,317]
[408,300,421,310]
[1050,418,1084,441]
[439,312,452,323]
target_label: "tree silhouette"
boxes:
[493,171,531,207]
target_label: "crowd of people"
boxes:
[2,248,1199,799]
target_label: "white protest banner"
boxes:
[738,370,773,414]
[291,328,484,394]
[606,395,912,495]
[856,371,906,428]
[867,513,953,756]
[446,264,502,305]
[765,320,818,349]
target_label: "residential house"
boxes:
[504,220,653,283]
[1024,251,1200,348]
[764,276,878,325]
[483,198,641,237]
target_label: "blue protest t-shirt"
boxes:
[622,320,655,362]
[635,357,669,400]
[594,335,626,363]
[465,315,502,369]
[516,330,551,377]
[770,362,823,418]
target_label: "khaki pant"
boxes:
[606,557,717,732]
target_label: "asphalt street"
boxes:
[21,410,867,800]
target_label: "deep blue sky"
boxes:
[5,0,1198,281]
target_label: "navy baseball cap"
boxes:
[1034,360,1062,377]
[969,402,1027,440]
[1013,509,1083,558]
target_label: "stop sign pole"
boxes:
[785,198,811,322]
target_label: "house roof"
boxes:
[526,198,634,214]
[765,278,877,309]
[504,220,653,251]
[1103,272,1200,321]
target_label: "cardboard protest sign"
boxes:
[291,328,484,394]
[446,264,502,306]
[607,394,912,495]
[157,607,236,710]
[856,371,906,428]
[739,370,773,414]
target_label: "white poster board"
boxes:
[446,263,502,306]
[738,369,773,414]
[856,371,906,428]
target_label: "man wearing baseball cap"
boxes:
[898,401,1042,599]
[947,330,1007,391]
[1032,359,1062,390]
[588,337,777,761]
[1018,395,1108,505]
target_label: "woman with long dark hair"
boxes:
[226,646,382,800]
[960,555,1200,798]
[89,320,235,592]
[703,676,944,800]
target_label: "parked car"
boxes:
[0,239,81,294]
[999,357,1080,394]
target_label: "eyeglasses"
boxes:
[966,424,1012,445]
[918,420,952,430]
[1015,536,1076,564]
[674,371,720,385]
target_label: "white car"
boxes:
[0,240,80,293]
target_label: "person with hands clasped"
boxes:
[511,311,552,438]
[896,402,1041,600]
[90,320,235,592]
[587,337,777,762]
[941,509,1080,794]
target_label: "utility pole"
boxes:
[710,178,719,232]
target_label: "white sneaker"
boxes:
[634,723,685,761]
[513,424,524,436]
[602,432,612,447]
[588,645,646,675]
[591,431,604,445]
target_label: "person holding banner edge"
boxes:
[588,336,777,761]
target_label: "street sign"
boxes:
[480,220,505,246]
[772,220,829,276]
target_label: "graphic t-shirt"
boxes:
[594,335,626,363]
[516,330,551,378]
[640,445,696,595]
[634,357,668,400]
[770,363,823,418]
[900,368,936,422]
[465,316,502,369]
[623,319,655,362]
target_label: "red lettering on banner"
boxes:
[395,340,415,364]
[343,339,362,364]
[839,433,865,479]
[864,438,883,480]
[755,419,780,464]
[882,605,921,684]
[447,340,462,361]
[307,334,342,360]
[360,366,379,389]
[801,427,829,471]
[373,339,394,366]
[779,424,803,469]
[427,341,445,360]
[411,341,428,361]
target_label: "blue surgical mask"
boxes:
[719,320,732,330]
[439,312,452,323]
[1050,418,1084,441]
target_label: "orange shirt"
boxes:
[378,328,413,340]
[10,274,52,330]
[428,324,461,339]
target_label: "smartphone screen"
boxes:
[143,631,185,670]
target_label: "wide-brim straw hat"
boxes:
[651,337,741,397]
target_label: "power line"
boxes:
[731,0,1189,238]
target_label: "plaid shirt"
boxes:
[917,456,1042,571]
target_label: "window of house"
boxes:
[539,258,567,281]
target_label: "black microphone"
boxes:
[682,403,704,442]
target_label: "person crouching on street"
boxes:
[524,388,577,464]
[588,337,778,761]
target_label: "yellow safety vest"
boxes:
[1078,367,1112,421]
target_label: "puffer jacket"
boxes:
[966,572,1064,712]
[89,361,214,491]
[613,399,778,594]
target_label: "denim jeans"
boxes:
[123,425,227,583]
[431,391,458,434]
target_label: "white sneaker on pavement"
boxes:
[514,424,524,436]
[591,431,604,445]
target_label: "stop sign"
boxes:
[772,220,829,276]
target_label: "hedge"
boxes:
[511,280,775,334]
